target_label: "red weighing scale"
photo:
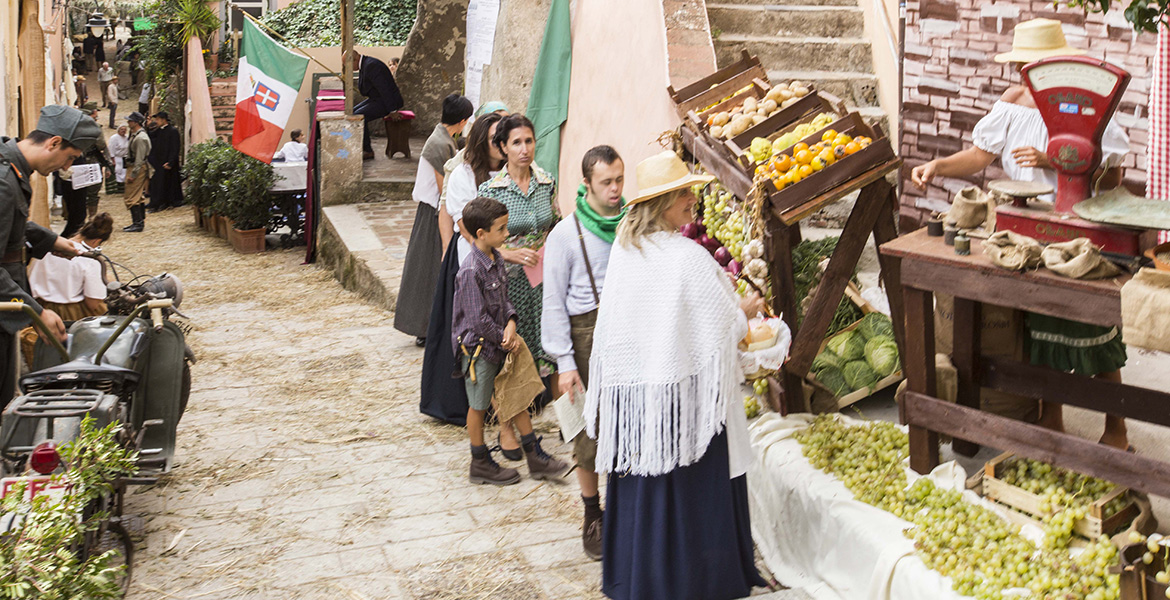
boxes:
[995,56,1152,255]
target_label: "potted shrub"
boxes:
[182,139,275,252]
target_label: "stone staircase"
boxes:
[708,0,886,127]
[209,77,236,142]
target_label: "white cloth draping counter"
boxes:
[271,161,308,192]
[746,413,1045,600]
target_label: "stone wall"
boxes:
[900,2,1156,227]
[396,0,468,133]
[480,0,551,116]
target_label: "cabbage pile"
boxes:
[812,312,900,397]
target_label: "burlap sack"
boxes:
[946,187,992,229]
[984,230,1043,271]
[934,294,1039,423]
[1121,267,1170,353]
[1041,238,1123,280]
[492,336,545,423]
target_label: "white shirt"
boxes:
[108,133,128,182]
[541,214,614,373]
[411,155,441,209]
[97,66,114,82]
[274,141,308,162]
[138,83,151,104]
[29,242,105,304]
[972,101,1129,202]
[107,82,119,104]
[444,163,500,264]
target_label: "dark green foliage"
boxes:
[184,140,276,230]
[792,236,865,337]
[811,350,843,374]
[1061,0,1167,34]
[261,0,417,47]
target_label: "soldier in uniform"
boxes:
[122,112,151,232]
[0,105,96,405]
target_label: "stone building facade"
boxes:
[900,0,1157,227]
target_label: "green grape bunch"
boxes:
[794,415,1122,600]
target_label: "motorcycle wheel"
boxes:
[92,519,134,594]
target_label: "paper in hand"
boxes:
[523,246,545,288]
[553,386,586,442]
[70,163,102,189]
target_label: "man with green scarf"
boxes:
[541,145,625,561]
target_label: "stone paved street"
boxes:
[91,201,604,599]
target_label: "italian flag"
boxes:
[232,18,309,163]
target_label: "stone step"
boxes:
[768,69,878,107]
[713,0,857,6]
[709,4,864,38]
[715,34,874,72]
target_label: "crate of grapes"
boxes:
[983,452,1140,539]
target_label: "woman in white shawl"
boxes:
[585,151,767,600]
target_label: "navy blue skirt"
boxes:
[419,235,468,426]
[602,431,766,600]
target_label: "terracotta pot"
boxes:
[230,226,266,254]
[214,215,229,239]
[193,206,204,228]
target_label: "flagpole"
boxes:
[231,5,341,79]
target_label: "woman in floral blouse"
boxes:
[477,114,559,456]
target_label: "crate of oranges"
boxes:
[753,112,895,215]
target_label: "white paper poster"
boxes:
[70,163,103,190]
[464,0,500,108]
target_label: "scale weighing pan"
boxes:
[1073,188,1170,231]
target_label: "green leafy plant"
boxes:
[1061,0,1168,33]
[0,417,138,599]
[260,0,417,47]
[175,0,221,45]
[217,37,234,65]
[184,140,276,230]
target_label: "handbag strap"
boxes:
[573,214,601,306]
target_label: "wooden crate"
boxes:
[723,92,848,169]
[668,50,769,123]
[760,112,895,216]
[805,306,904,410]
[983,452,1140,539]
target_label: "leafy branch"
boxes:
[1060,0,1170,34]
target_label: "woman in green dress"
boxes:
[477,114,559,456]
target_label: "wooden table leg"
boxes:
[766,215,805,412]
[871,182,907,361]
[903,286,939,473]
[952,298,981,457]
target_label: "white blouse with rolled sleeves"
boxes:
[444,162,500,265]
[972,100,1130,202]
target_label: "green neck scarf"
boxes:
[575,184,626,244]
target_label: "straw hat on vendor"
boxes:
[584,149,769,599]
[908,18,1133,452]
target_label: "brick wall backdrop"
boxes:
[900,1,1157,227]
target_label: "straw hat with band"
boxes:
[630,150,714,205]
[994,18,1086,64]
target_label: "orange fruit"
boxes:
[834,145,847,159]
[844,142,861,155]
[793,142,809,154]
[833,134,852,147]
[794,149,813,165]
[810,157,827,171]
[789,169,803,183]
[821,129,838,143]
[798,165,814,178]
[773,154,792,172]
[773,177,787,191]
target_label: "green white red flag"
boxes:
[232,18,309,163]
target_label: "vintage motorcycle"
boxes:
[0,257,193,592]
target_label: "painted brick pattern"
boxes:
[900,1,1156,226]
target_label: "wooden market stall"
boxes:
[880,229,1170,500]
[669,52,907,412]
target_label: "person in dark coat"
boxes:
[146,111,182,212]
[0,106,92,405]
[350,52,404,160]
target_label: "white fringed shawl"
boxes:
[585,231,751,477]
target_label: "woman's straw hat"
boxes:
[630,151,714,205]
[994,18,1086,63]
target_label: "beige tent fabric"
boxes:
[1040,238,1123,280]
[1122,268,1170,353]
[984,230,1043,271]
[492,335,544,423]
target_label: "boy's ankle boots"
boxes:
[470,451,520,486]
[523,437,570,480]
